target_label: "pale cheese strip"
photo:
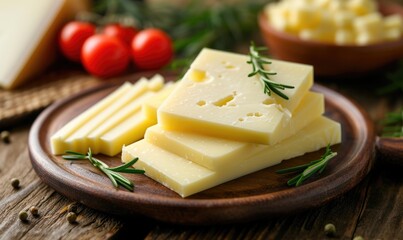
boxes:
[50,82,133,155]
[64,78,151,153]
[158,48,313,145]
[146,91,323,171]
[99,112,156,156]
[142,82,177,121]
[122,116,342,197]
[88,91,156,154]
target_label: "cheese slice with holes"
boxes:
[157,48,313,145]
[146,91,324,170]
[122,116,341,197]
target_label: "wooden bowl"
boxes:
[258,1,403,77]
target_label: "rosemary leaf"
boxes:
[247,42,294,100]
[107,157,139,171]
[277,145,337,186]
[62,149,144,191]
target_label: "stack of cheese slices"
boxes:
[50,75,177,156]
[121,48,342,197]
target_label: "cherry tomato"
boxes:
[59,21,96,62]
[102,24,138,47]
[81,35,130,78]
[131,28,173,70]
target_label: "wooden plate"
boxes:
[29,72,375,225]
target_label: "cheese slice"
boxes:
[146,91,324,170]
[122,116,341,197]
[64,79,151,153]
[99,112,156,156]
[142,82,177,121]
[51,75,165,155]
[0,0,89,89]
[50,82,133,155]
[87,91,156,154]
[158,48,313,145]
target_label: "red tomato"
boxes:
[131,29,173,70]
[102,24,138,47]
[81,35,130,78]
[59,21,96,62]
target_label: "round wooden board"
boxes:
[29,72,375,225]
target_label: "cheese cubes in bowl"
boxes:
[265,0,403,45]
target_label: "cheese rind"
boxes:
[147,91,324,170]
[122,116,342,197]
[158,48,313,145]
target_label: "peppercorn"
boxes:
[68,203,78,213]
[11,178,20,189]
[324,223,336,237]
[67,212,77,223]
[30,206,39,217]
[353,236,364,240]
[1,131,11,144]
[18,210,28,222]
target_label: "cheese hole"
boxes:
[262,98,275,105]
[197,100,206,106]
[189,69,207,82]
[247,112,263,117]
[213,95,234,107]
[221,61,238,70]
[239,118,244,122]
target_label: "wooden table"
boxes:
[1,66,402,239]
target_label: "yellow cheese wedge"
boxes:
[0,0,90,89]
[142,82,177,122]
[158,48,313,145]
[122,116,342,197]
[100,112,156,156]
[50,82,133,155]
[146,91,324,170]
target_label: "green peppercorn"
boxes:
[67,212,77,223]
[68,203,78,213]
[29,206,39,217]
[1,131,11,144]
[18,210,28,222]
[11,178,20,189]
[324,223,336,237]
[353,236,364,240]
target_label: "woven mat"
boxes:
[0,69,101,129]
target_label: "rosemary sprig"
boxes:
[381,109,403,137]
[247,42,295,100]
[62,149,144,191]
[276,145,337,186]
